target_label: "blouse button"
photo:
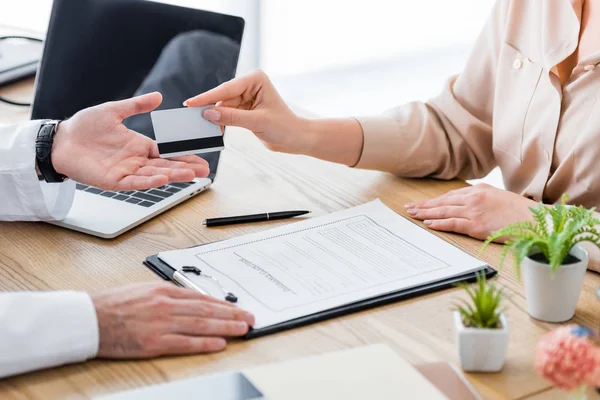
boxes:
[513,59,523,69]
[584,64,596,71]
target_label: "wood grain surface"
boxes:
[1,80,599,400]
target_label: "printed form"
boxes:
[159,200,487,329]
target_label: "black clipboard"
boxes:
[143,253,497,339]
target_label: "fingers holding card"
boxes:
[151,106,224,158]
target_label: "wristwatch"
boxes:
[35,120,69,183]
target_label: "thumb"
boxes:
[203,107,263,131]
[109,92,163,120]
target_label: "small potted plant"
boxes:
[482,195,600,323]
[454,272,508,372]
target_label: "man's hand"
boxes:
[51,92,210,191]
[91,283,255,358]
[404,183,538,241]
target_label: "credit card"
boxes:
[150,106,224,158]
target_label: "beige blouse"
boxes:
[356,0,600,208]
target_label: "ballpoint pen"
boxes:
[203,210,311,227]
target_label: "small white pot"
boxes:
[521,245,588,323]
[454,311,509,372]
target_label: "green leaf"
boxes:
[452,272,503,329]
[530,204,549,235]
[497,241,513,270]
[511,237,539,279]
[485,193,599,277]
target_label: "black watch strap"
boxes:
[35,120,68,183]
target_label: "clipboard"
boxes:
[143,252,497,339]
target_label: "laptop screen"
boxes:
[31,0,245,180]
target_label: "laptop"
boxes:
[0,36,42,86]
[30,0,245,238]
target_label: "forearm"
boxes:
[300,118,364,166]
[297,97,496,180]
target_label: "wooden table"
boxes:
[1,79,599,400]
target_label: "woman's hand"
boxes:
[404,183,538,241]
[51,92,210,191]
[185,70,365,166]
[184,70,311,155]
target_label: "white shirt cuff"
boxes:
[0,291,99,378]
[0,120,75,221]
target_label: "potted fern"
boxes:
[454,272,508,372]
[482,195,600,322]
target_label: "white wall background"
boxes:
[0,0,260,74]
[3,0,495,76]
[260,0,495,75]
[0,0,503,187]
[0,0,252,32]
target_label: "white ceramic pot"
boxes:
[521,245,588,323]
[454,311,509,372]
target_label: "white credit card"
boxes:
[150,106,224,158]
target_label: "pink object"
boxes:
[535,325,600,391]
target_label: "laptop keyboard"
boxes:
[75,182,196,208]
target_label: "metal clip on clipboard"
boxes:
[172,265,238,303]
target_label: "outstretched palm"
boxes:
[51,93,209,191]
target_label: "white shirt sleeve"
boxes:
[0,121,99,377]
[0,120,75,221]
[0,291,99,378]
